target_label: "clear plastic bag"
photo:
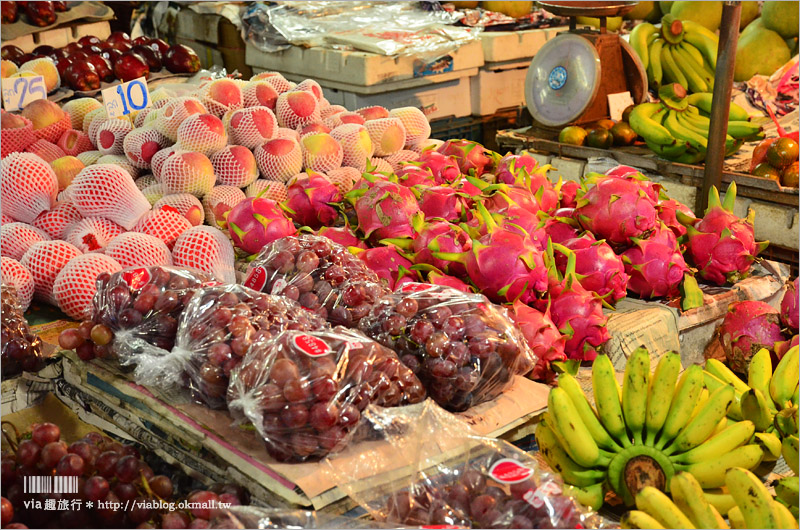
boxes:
[325,401,604,529]
[243,235,390,328]
[227,327,426,463]
[1,284,44,376]
[358,284,536,412]
[210,507,404,529]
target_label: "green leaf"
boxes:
[680,273,704,311]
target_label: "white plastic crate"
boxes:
[479,27,561,63]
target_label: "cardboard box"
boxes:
[174,8,252,78]
[470,62,529,116]
[479,27,562,63]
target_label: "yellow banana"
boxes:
[666,384,735,454]
[645,352,681,446]
[705,359,751,395]
[671,44,708,93]
[728,506,746,529]
[592,353,631,447]
[558,372,623,452]
[681,20,719,68]
[704,489,737,516]
[725,467,780,529]
[740,388,775,432]
[656,365,704,449]
[678,444,764,488]
[661,44,688,90]
[664,109,708,149]
[772,501,799,529]
[672,420,755,464]
[753,431,782,461]
[548,387,602,468]
[630,22,658,71]
[709,505,730,529]
[748,348,777,413]
[770,346,799,409]
[535,421,607,487]
[679,40,705,68]
[620,510,666,529]
[691,388,711,421]
[622,347,650,445]
[670,472,723,529]
[635,486,696,529]
[563,483,604,511]
[782,435,798,474]
[629,103,675,146]
[647,38,665,87]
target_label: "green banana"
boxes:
[622,347,650,445]
[656,365,704,449]
[645,138,688,160]
[629,103,675,146]
[620,510,666,529]
[558,372,623,452]
[671,420,755,465]
[681,20,719,68]
[680,109,711,132]
[664,109,708,149]
[770,346,799,409]
[548,387,603,468]
[660,44,688,90]
[630,22,658,71]
[685,93,750,121]
[676,42,714,90]
[774,476,799,509]
[748,348,777,413]
[726,120,764,140]
[671,44,708,93]
[668,147,707,164]
[645,352,681,446]
[535,421,607,487]
[774,406,799,438]
[666,384,735,454]
[740,388,775,432]
[635,487,696,529]
[592,353,631,447]
[670,472,721,529]
[563,483,604,511]
[647,38,665,87]
[753,431,782,461]
[705,359,751,395]
[678,444,763,488]
[726,467,779,529]
[678,40,705,68]
[782,435,798,474]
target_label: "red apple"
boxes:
[114,51,149,82]
[78,36,100,47]
[102,48,122,64]
[16,53,37,65]
[25,1,56,27]
[50,48,68,60]
[149,38,170,56]
[64,62,100,92]
[82,45,103,56]
[110,41,132,53]
[52,1,67,11]
[1,45,24,63]
[106,31,130,44]
[132,36,151,47]
[67,50,88,62]
[132,45,161,72]
[86,54,113,82]
[2,2,18,23]
[163,44,200,74]
[33,45,55,57]
[63,42,82,55]
[52,55,73,77]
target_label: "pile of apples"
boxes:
[2,1,68,27]
[1,31,201,92]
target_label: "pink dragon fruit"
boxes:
[775,334,799,358]
[554,235,628,304]
[781,277,798,332]
[657,198,694,239]
[719,300,785,373]
[601,165,662,202]
[541,212,581,245]
[426,269,473,293]
[575,176,658,246]
[494,153,538,185]
[396,164,436,187]
[436,139,492,177]
[353,246,420,290]
[559,180,580,208]
[416,150,460,184]
[620,225,689,299]
[227,197,297,254]
[349,176,422,243]
[284,171,343,229]
[316,225,367,249]
[511,300,567,384]
[416,185,466,221]
[393,219,472,277]
[681,183,768,285]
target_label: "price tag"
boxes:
[607,91,634,121]
[101,77,151,119]
[1,75,47,112]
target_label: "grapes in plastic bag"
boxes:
[1,284,45,376]
[325,401,605,530]
[210,507,405,529]
[358,284,536,412]
[227,327,426,462]
[243,235,389,328]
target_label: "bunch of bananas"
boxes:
[535,348,765,510]
[630,14,718,94]
[628,85,763,164]
[621,468,799,529]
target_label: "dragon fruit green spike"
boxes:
[25,139,65,163]
[81,107,105,135]
[554,235,628,304]
[61,97,102,130]
[154,97,207,141]
[20,240,82,304]
[369,157,392,174]
[142,183,165,206]
[199,78,243,117]
[152,194,204,227]
[32,202,82,239]
[1,256,34,311]
[389,107,431,146]
[225,106,277,149]
[559,180,581,209]
[437,139,492,177]
[300,132,343,173]
[330,123,373,172]
[254,138,303,182]
[160,150,215,198]
[210,145,259,188]
[353,246,420,290]
[681,183,768,285]
[175,113,228,156]
[349,178,422,243]
[365,117,406,157]
[70,164,150,230]
[321,104,346,121]
[396,165,436,188]
[251,71,293,93]
[389,219,471,277]
[383,150,420,172]
[1,152,58,223]
[275,90,320,130]
[65,217,125,253]
[326,167,361,194]
[76,150,103,166]
[1,112,36,158]
[285,171,343,229]
[781,278,799,332]
[242,80,279,110]
[52,155,86,190]
[135,174,157,191]
[104,232,173,268]
[1,223,50,261]
[245,179,288,201]
[56,129,93,157]
[53,253,122,320]
[95,119,133,155]
[316,225,367,249]
[275,127,301,142]
[657,199,694,239]
[150,146,177,181]
[203,185,246,228]
[720,301,785,373]
[173,225,236,283]
[97,154,141,180]
[575,176,658,246]
[226,197,297,255]
[511,300,567,384]
[123,127,170,169]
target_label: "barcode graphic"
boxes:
[23,476,78,494]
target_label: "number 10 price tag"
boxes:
[1,75,47,112]
[102,77,151,119]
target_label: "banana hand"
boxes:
[681,20,719,68]
[670,472,723,529]
[671,420,755,465]
[770,347,799,409]
[548,387,603,468]
[678,444,763,488]
[629,103,675,146]
[725,467,780,529]
[635,486,696,529]
[630,22,658,71]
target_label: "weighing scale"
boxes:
[525,1,648,127]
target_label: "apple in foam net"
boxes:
[277,90,319,129]
[356,106,389,121]
[1,112,28,129]
[20,99,64,131]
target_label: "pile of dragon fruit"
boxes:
[0,69,787,386]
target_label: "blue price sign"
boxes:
[1,75,47,112]
[102,77,151,118]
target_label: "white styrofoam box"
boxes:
[470,62,529,116]
[479,27,561,63]
[246,40,484,87]
[175,8,220,44]
[4,21,111,53]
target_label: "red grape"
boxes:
[149,475,173,499]
[160,511,190,529]
[90,324,113,346]
[16,440,40,467]
[94,451,120,478]
[40,441,68,469]
[83,475,109,501]
[114,454,140,483]
[187,490,219,519]
[55,453,84,476]
[1,497,13,526]
[58,328,85,350]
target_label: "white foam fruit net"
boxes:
[70,164,150,230]
[25,139,65,163]
[87,114,116,148]
[20,240,82,304]
[251,72,293,94]
[133,208,192,249]
[389,106,431,146]
[154,97,207,142]
[254,138,302,182]
[275,90,320,130]
[321,104,346,121]
[324,111,365,130]
[0,256,34,312]
[97,154,141,179]
[226,107,277,149]
[296,79,323,101]
[1,115,36,158]
[1,222,51,261]
[104,232,173,268]
[1,152,58,223]
[32,112,71,144]
[382,149,420,172]
[53,253,122,320]
[242,80,279,110]
[135,174,157,190]
[32,202,82,239]
[300,132,343,174]
[82,107,106,134]
[365,117,407,157]
[134,107,154,128]
[275,127,300,142]
[57,130,94,157]
[330,123,373,172]
[210,145,259,188]
[142,183,165,206]
[153,193,204,226]
[65,217,125,253]
[62,97,102,130]
[172,226,236,284]
[123,127,170,169]
[199,79,244,117]
[203,185,246,227]
[327,167,361,194]
[369,157,393,174]
[95,119,133,155]
[245,179,288,201]
[160,151,216,198]
[1,214,12,224]
[76,150,103,166]
[176,113,228,155]
[150,146,177,181]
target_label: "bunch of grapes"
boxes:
[243,235,389,328]
[1,285,44,377]
[57,266,214,364]
[358,284,534,412]
[227,328,426,463]
[1,421,248,529]
[175,285,328,409]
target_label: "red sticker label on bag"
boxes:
[293,334,331,357]
[243,266,267,292]
[488,459,533,484]
[120,268,151,290]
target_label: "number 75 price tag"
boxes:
[102,77,151,119]
[2,75,47,112]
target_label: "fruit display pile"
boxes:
[1,1,67,27]
[751,135,799,188]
